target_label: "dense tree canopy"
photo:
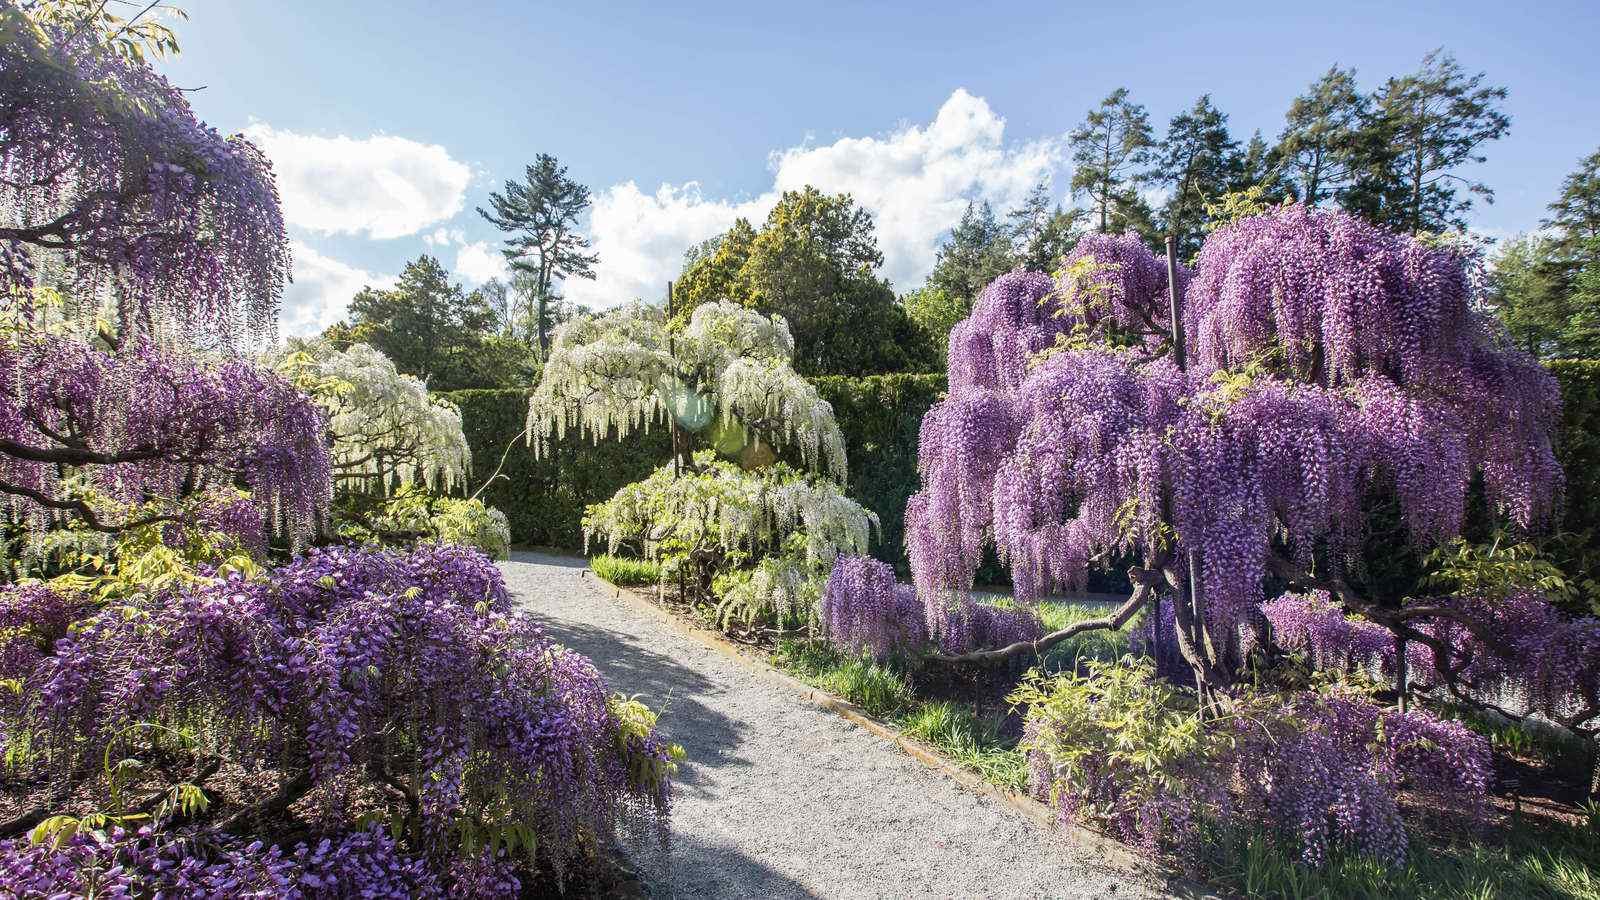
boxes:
[673,188,928,375]
[1276,66,1369,208]
[1351,50,1511,234]
[331,255,537,390]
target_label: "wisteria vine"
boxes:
[908,205,1563,676]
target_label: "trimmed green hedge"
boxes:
[1551,360,1600,543]
[440,375,947,567]
[446,363,1600,581]
[811,374,945,573]
[441,390,671,551]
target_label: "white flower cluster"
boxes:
[269,339,470,492]
[527,301,846,479]
[582,453,877,619]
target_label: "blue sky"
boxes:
[157,0,1600,335]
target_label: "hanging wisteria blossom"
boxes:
[528,301,848,479]
[0,334,330,540]
[0,11,288,344]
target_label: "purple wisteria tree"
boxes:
[908,205,1576,726]
[0,3,288,344]
[0,3,321,544]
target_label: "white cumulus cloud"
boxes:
[567,89,1062,309]
[245,124,473,240]
[454,240,509,286]
[279,242,393,337]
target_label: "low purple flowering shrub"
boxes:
[821,556,927,659]
[1016,658,1491,866]
[821,555,1045,658]
[0,824,529,897]
[1262,591,1396,672]
[0,544,678,890]
[936,599,1045,656]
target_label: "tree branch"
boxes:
[929,566,1160,665]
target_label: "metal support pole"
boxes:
[1165,235,1186,371]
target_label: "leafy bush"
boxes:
[336,488,512,560]
[0,544,677,887]
[584,452,875,626]
[1014,658,1491,866]
[590,554,660,587]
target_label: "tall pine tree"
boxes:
[477,154,599,356]
[1069,88,1157,234]
[1156,95,1243,256]
[1349,51,1509,234]
[1275,66,1369,207]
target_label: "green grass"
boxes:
[1210,815,1600,900]
[588,553,660,587]
[772,639,1028,788]
[1033,601,1132,670]
[899,700,1029,791]
[773,639,916,719]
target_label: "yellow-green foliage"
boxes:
[589,554,660,587]
[608,694,684,796]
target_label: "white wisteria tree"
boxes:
[271,339,472,494]
[527,301,847,477]
[270,339,512,557]
[528,302,873,625]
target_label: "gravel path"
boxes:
[502,551,1169,899]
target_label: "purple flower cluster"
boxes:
[0,14,288,342]
[821,556,927,659]
[935,599,1045,656]
[0,583,89,683]
[7,545,675,880]
[0,336,331,543]
[1263,591,1394,672]
[1405,591,1600,727]
[0,824,524,898]
[1230,690,1491,866]
[821,555,1044,658]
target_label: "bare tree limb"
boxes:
[930,566,1161,665]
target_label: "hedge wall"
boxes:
[439,375,947,567]
[810,374,945,573]
[1551,360,1600,544]
[446,362,1600,576]
[441,390,671,551]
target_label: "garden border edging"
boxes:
[582,569,1220,900]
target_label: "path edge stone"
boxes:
[582,570,1221,900]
